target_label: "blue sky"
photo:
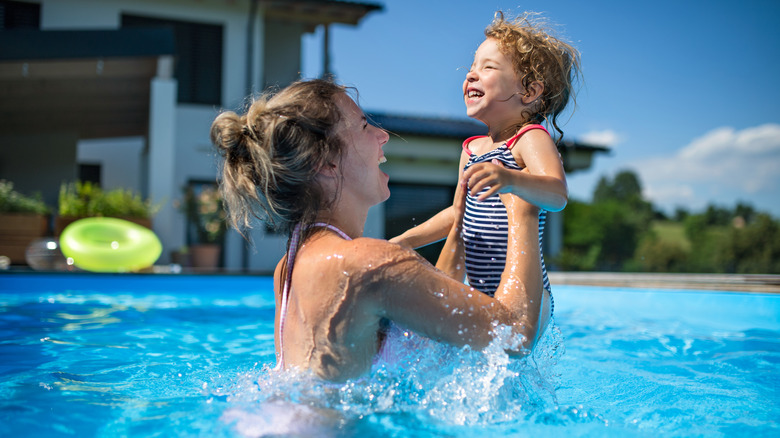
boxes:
[302,0,780,217]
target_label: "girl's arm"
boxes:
[434,180,467,282]
[389,205,455,249]
[389,151,471,249]
[362,194,545,353]
[462,129,568,211]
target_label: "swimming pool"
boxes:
[1,273,778,437]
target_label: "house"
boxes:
[0,0,607,272]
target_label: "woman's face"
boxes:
[333,94,390,206]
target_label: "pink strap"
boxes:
[506,124,548,149]
[461,124,549,155]
[275,222,351,370]
[461,135,486,156]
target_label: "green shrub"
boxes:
[58,181,159,219]
[0,180,50,215]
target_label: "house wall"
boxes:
[0,131,78,210]
[77,137,144,191]
[14,0,381,272]
[29,0,263,267]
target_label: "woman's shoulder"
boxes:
[344,237,419,265]
[323,237,427,280]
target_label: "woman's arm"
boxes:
[361,195,545,353]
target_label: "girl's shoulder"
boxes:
[462,135,494,157]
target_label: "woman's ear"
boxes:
[317,162,339,179]
[521,81,544,105]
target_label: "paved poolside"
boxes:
[548,272,780,293]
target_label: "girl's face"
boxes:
[333,93,390,206]
[463,38,525,127]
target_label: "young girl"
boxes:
[391,11,580,311]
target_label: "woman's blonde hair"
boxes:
[211,79,347,237]
[486,11,581,141]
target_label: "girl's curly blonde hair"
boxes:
[486,11,581,141]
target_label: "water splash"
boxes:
[215,322,570,436]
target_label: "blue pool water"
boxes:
[1,273,778,437]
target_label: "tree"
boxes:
[720,213,780,274]
[631,234,689,273]
[558,170,652,271]
[593,170,642,204]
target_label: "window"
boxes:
[122,14,222,105]
[0,0,40,29]
[384,183,455,264]
[78,164,101,186]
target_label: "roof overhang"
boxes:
[261,0,382,30]
[0,29,175,139]
[372,112,611,178]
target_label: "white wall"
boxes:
[77,137,144,191]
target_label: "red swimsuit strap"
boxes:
[461,124,549,155]
[505,124,549,149]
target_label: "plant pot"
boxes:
[55,216,153,236]
[0,213,50,264]
[190,244,221,269]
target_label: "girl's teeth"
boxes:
[379,157,387,164]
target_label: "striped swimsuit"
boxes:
[461,125,553,314]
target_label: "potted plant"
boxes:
[0,180,51,264]
[181,183,226,269]
[56,181,159,235]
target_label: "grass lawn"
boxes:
[651,221,691,251]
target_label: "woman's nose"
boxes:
[377,128,389,145]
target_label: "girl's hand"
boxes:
[463,159,524,201]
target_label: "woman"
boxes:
[211,79,549,382]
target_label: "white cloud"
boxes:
[633,123,780,213]
[580,129,623,148]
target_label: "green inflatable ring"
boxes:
[59,217,162,272]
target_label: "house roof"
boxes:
[262,0,383,27]
[0,28,175,61]
[368,112,610,174]
[367,112,487,139]
[368,111,611,151]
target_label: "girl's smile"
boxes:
[463,38,527,133]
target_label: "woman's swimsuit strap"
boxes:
[275,222,352,370]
